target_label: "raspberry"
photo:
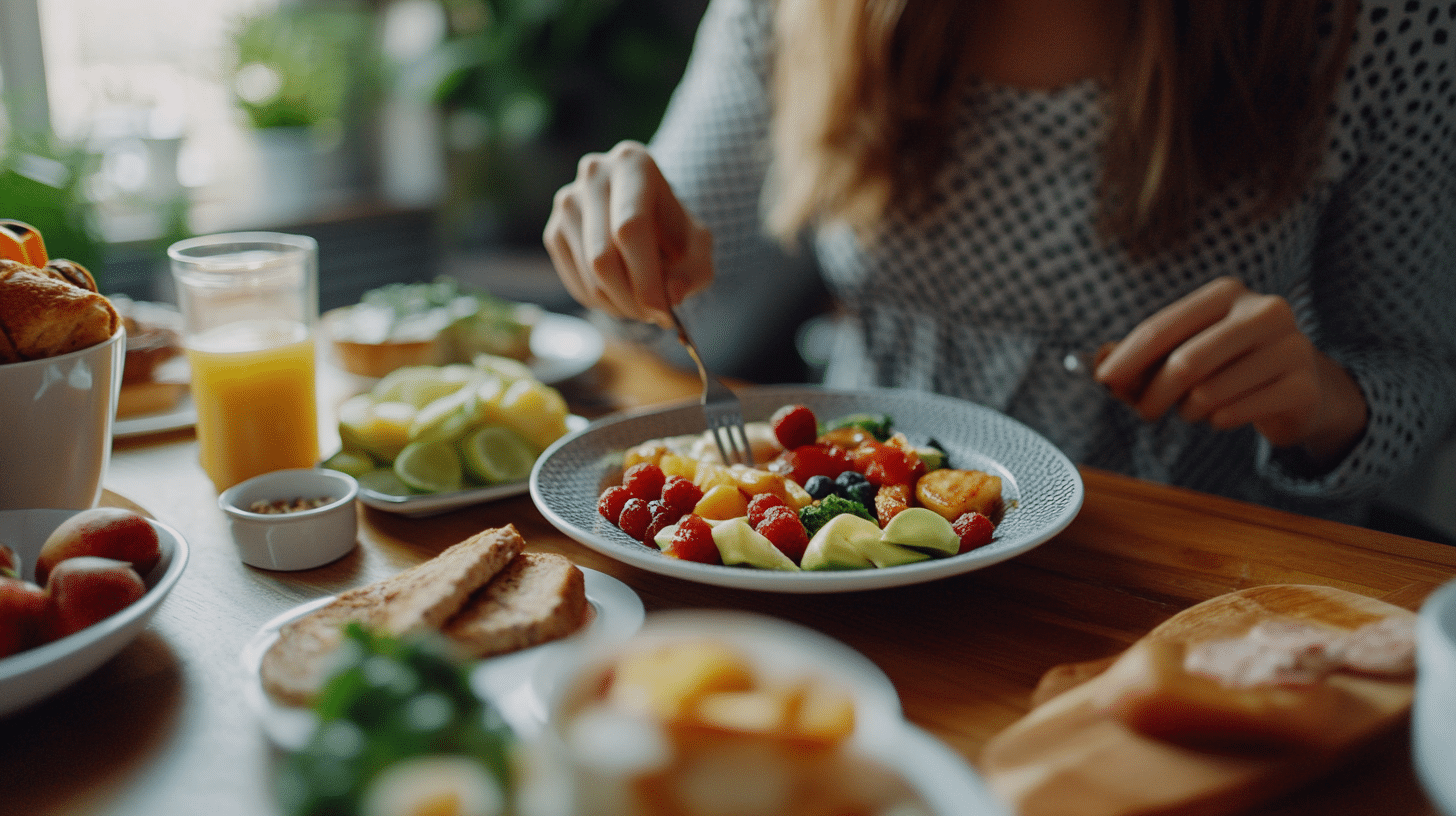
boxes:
[952,511,995,554]
[665,514,721,564]
[597,485,632,524]
[621,462,666,502]
[756,505,810,563]
[643,500,680,545]
[770,404,818,450]
[660,475,703,515]
[746,492,787,527]
[617,498,652,541]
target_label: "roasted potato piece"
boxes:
[915,468,1003,522]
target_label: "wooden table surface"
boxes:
[5,337,1453,816]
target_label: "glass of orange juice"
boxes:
[169,232,320,492]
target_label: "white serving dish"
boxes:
[1416,578,1456,816]
[531,609,1008,816]
[218,468,359,571]
[0,508,189,716]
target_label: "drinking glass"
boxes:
[169,232,320,492]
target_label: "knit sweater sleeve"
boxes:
[644,0,822,378]
[1258,2,1456,497]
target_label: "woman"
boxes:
[543,0,1456,524]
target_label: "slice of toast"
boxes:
[260,525,526,707]
[443,551,589,658]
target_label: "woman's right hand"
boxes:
[543,140,714,329]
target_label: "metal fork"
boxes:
[666,304,754,466]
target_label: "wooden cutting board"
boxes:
[979,584,1416,816]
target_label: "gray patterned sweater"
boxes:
[647,0,1456,523]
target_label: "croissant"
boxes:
[0,258,120,363]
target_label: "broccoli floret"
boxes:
[799,494,878,538]
[821,412,894,441]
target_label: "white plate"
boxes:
[113,392,197,438]
[0,509,189,716]
[358,415,592,517]
[527,312,605,385]
[238,567,644,750]
[535,610,1008,816]
[530,385,1084,593]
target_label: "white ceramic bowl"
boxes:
[0,326,125,511]
[530,610,1008,816]
[1416,578,1456,816]
[0,508,189,716]
[218,468,359,571]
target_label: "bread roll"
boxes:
[0,258,119,362]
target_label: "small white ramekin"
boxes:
[218,468,359,571]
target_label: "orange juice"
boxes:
[187,319,319,491]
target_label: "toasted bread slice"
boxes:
[443,552,589,658]
[260,525,526,707]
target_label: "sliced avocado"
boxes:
[800,513,880,570]
[711,517,800,571]
[880,507,960,555]
[853,536,932,568]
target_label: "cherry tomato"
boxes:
[767,444,854,486]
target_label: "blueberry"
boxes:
[804,474,836,500]
[835,471,867,490]
[844,479,878,510]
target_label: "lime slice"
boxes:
[338,395,416,462]
[394,440,464,493]
[472,353,534,385]
[459,425,539,485]
[321,449,375,478]
[409,388,476,444]
[357,467,416,496]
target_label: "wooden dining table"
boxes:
[6,334,1453,816]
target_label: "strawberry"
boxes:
[643,500,680,544]
[746,492,787,528]
[770,404,818,450]
[617,498,652,541]
[767,444,853,486]
[664,514,721,564]
[597,485,632,524]
[755,506,809,563]
[621,462,666,502]
[660,475,703,515]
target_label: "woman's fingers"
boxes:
[542,140,712,328]
[1096,277,1248,403]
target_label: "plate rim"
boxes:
[527,312,605,385]
[530,384,1084,594]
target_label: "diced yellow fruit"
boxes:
[730,465,791,503]
[691,686,796,735]
[624,442,668,470]
[693,483,748,520]
[658,452,697,481]
[608,641,755,720]
[790,680,857,745]
[693,462,737,494]
[783,478,814,511]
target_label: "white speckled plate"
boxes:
[530,385,1083,593]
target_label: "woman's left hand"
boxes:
[1094,277,1369,465]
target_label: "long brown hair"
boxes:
[765,0,1358,256]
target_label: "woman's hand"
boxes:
[543,140,714,329]
[1094,277,1369,465]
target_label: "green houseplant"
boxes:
[412,0,701,245]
